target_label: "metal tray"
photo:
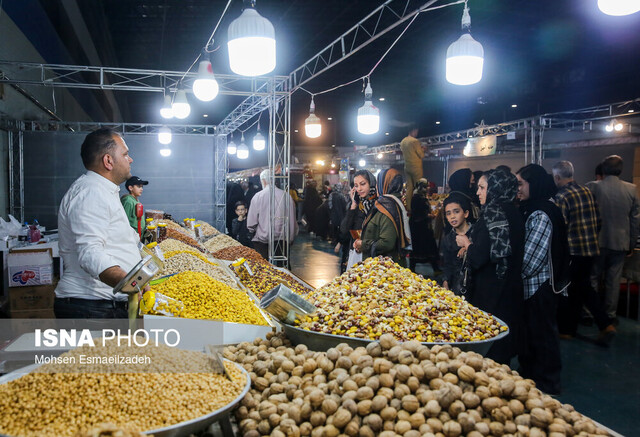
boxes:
[282,315,510,356]
[0,359,250,437]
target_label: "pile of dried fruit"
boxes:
[227,333,611,437]
[159,228,204,252]
[149,271,268,325]
[234,260,310,298]
[296,257,505,343]
[212,246,265,263]
[195,220,220,236]
[204,234,243,253]
[155,252,238,288]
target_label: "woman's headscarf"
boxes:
[449,168,474,198]
[482,170,518,279]
[364,168,411,250]
[517,164,558,219]
[354,170,378,216]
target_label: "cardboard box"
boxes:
[8,248,53,287]
[9,308,55,319]
[8,284,56,311]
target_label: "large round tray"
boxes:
[0,359,250,437]
[282,315,509,356]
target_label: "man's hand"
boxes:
[334,243,341,254]
[353,239,362,253]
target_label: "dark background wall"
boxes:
[22,131,216,229]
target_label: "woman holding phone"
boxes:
[340,170,376,269]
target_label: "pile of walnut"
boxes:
[226,333,610,437]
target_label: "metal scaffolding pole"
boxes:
[214,135,228,232]
[267,78,291,267]
[8,123,24,222]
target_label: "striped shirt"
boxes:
[553,181,600,257]
[522,210,552,299]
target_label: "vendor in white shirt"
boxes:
[54,128,142,319]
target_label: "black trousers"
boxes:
[558,256,612,335]
[519,281,562,394]
[54,297,128,319]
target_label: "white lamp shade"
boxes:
[305,113,322,138]
[160,148,172,157]
[228,8,276,76]
[357,101,380,135]
[614,122,624,131]
[193,60,219,101]
[446,33,484,85]
[358,159,366,167]
[237,143,249,159]
[160,95,174,119]
[253,132,266,150]
[227,141,237,155]
[172,90,191,119]
[158,127,172,145]
[605,124,614,132]
[598,0,640,15]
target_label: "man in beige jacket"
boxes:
[400,127,425,213]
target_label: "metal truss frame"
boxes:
[0,61,278,97]
[214,135,228,232]
[7,122,24,222]
[17,120,217,135]
[289,0,441,92]
[268,80,292,267]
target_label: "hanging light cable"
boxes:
[357,79,380,135]
[446,1,484,86]
[237,133,249,159]
[227,0,276,76]
[193,51,219,102]
[172,89,191,119]
[598,0,640,15]
[227,134,237,155]
[305,96,322,138]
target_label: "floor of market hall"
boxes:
[289,232,640,437]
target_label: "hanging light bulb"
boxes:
[227,135,237,155]
[305,96,322,138]
[237,133,250,159]
[172,90,191,119]
[160,148,172,157]
[158,126,172,145]
[160,95,173,119]
[605,123,614,132]
[253,122,266,150]
[446,2,484,86]
[357,81,380,135]
[227,0,276,76]
[377,153,383,160]
[358,159,366,167]
[598,0,640,15]
[192,52,219,102]
[614,121,624,131]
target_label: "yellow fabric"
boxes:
[400,135,424,173]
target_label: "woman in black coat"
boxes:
[455,169,525,365]
[303,181,322,234]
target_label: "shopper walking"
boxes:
[552,161,616,344]
[247,169,299,265]
[516,164,568,395]
[441,193,474,295]
[455,169,524,365]
[409,178,438,272]
[400,127,424,213]
[302,180,322,235]
[353,169,411,265]
[55,128,141,319]
[588,155,640,321]
[328,184,347,243]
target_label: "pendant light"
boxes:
[237,133,249,159]
[192,52,219,102]
[358,159,366,167]
[160,95,173,119]
[227,0,276,76]
[357,80,380,135]
[446,2,484,86]
[158,126,172,145]
[172,89,191,119]
[598,0,640,15]
[227,134,237,155]
[253,123,266,150]
[160,148,172,157]
[305,96,322,138]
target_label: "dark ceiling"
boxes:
[5,0,640,161]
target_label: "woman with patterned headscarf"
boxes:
[455,169,525,364]
[340,170,377,270]
[353,168,411,265]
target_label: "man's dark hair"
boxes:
[601,155,623,176]
[235,200,247,209]
[80,128,119,169]
[595,162,603,177]
[496,165,511,175]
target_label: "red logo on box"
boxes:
[12,270,36,285]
